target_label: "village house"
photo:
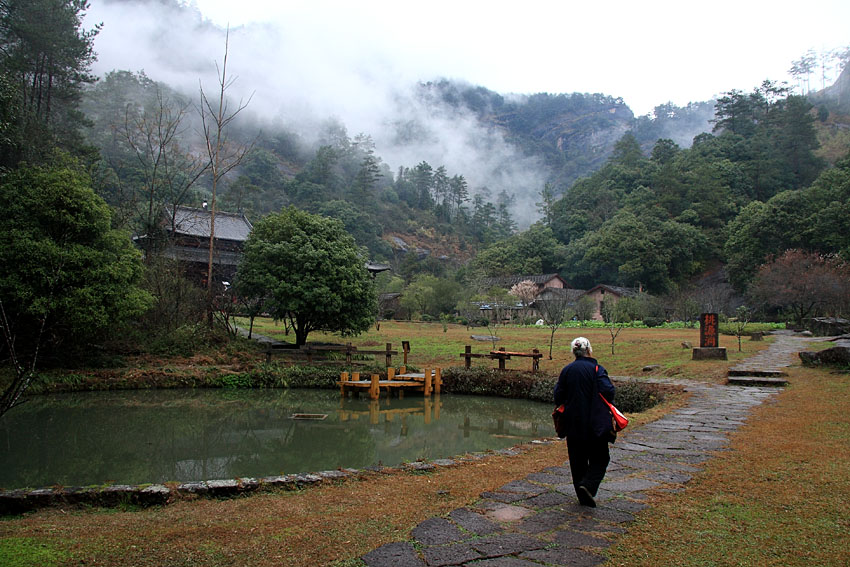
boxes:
[136,205,254,288]
[529,287,587,320]
[481,273,569,294]
[584,284,641,320]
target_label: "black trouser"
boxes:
[566,436,610,497]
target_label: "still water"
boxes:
[0,389,552,489]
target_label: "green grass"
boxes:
[0,538,70,567]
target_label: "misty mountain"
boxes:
[416,80,716,192]
[85,0,720,229]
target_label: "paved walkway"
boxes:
[361,334,813,567]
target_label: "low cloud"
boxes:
[87,0,547,227]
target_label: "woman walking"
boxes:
[553,337,616,507]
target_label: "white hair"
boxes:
[572,336,592,357]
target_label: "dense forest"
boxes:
[2,0,850,358]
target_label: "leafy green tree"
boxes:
[564,210,707,293]
[0,0,100,166]
[236,207,375,346]
[723,156,850,289]
[536,182,557,227]
[610,132,644,167]
[0,163,152,415]
[400,274,462,320]
[473,223,565,276]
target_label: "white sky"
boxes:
[187,0,849,115]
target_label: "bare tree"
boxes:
[0,298,46,417]
[124,87,209,258]
[198,27,253,319]
[601,300,629,355]
[480,286,511,350]
[731,305,752,352]
[750,250,850,328]
[535,293,576,360]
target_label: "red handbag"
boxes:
[552,404,567,438]
[599,394,629,432]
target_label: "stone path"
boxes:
[361,334,813,567]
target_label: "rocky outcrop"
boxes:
[799,345,850,367]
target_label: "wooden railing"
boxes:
[266,342,409,366]
[460,345,543,371]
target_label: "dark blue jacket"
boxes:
[553,356,616,441]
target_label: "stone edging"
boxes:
[0,441,557,516]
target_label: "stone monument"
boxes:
[692,312,727,360]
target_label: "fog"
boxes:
[87,0,549,226]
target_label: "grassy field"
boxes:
[3,323,846,566]
[242,318,770,382]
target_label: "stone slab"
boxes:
[412,517,466,546]
[450,507,502,535]
[362,542,425,567]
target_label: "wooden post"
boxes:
[424,367,432,396]
[498,347,506,370]
[402,341,410,366]
[532,348,540,372]
[352,372,360,383]
[340,371,349,396]
[465,345,472,368]
[385,343,393,368]
[399,365,406,375]
[266,347,272,363]
[346,342,353,365]
[370,374,379,400]
[387,367,395,381]
[434,367,441,394]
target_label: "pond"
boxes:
[0,389,553,489]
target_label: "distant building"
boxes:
[136,205,253,288]
[584,284,641,320]
[528,288,587,322]
[481,273,569,293]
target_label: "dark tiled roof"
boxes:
[587,284,641,297]
[482,273,567,288]
[166,206,252,242]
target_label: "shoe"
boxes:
[577,485,596,507]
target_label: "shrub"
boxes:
[643,317,664,328]
[614,380,662,413]
[442,367,554,401]
[443,368,664,414]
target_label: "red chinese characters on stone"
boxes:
[700,313,719,348]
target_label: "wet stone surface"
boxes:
[360,335,812,566]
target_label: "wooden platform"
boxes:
[337,367,442,400]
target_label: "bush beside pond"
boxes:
[441,367,663,413]
[22,363,663,414]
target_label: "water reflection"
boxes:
[0,389,550,489]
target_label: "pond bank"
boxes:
[0,440,558,515]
